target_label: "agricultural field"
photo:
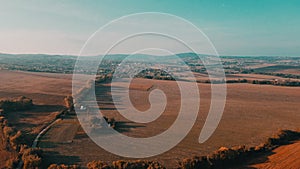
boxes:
[236,140,300,169]
[1,1,300,168]
[0,70,73,168]
[1,69,300,168]
[38,76,300,168]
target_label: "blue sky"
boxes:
[0,0,300,56]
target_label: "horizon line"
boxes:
[0,52,298,57]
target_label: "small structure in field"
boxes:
[80,105,87,110]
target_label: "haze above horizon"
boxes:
[1,0,300,56]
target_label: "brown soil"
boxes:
[235,140,300,169]
[253,141,300,169]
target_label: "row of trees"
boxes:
[178,129,300,169]
[44,129,300,169]
[0,96,33,111]
[86,160,165,169]
[47,160,165,169]
[1,114,42,169]
[197,78,300,87]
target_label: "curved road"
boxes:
[17,115,63,168]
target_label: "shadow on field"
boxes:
[30,104,65,113]
[94,81,126,109]
[5,104,63,121]
[232,151,275,169]
[42,151,81,168]
[94,81,146,133]
[4,104,65,146]
[38,141,58,148]
[240,151,275,168]
[115,121,145,133]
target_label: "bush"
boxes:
[112,160,165,169]
[265,129,300,147]
[208,147,241,167]
[179,156,211,169]
[21,148,43,169]
[5,157,19,169]
[19,144,29,153]
[48,164,80,169]
[21,148,43,159]
[23,154,41,169]
[87,161,110,169]
[3,126,14,138]
[10,131,23,149]
[0,96,33,111]
[87,160,165,169]
[64,96,74,111]
[178,129,300,169]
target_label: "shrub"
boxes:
[22,154,41,169]
[87,161,110,169]
[10,130,23,149]
[208,147,240,167]
[5,157,19,169]
[147,161,164,169]
[178,129,300,169]
[0,96,33,111]
[265,129,300,148]
[21,148,43,169]
[48,164,80,169]
[179,156,211,169]
[254,143,267,152]
[19,144,29,153]
[112,160,165,169]
[64,96,74,111]
[0,114,4,121]
[87,160,165,169]
[21,148,43,159]
[3,126,14,138]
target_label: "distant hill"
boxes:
[0,52,208,73]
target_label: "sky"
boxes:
[0,0,300,56]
